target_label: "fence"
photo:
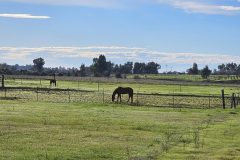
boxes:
[0,75,4,88]
[0,87,238,109]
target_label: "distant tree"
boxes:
[218,64,226,74]
[105,61,114,77]
[0,63,8,74]
[33,58,45,74]
[226,63,237,74]
[113,64,120,73]
[187,63,199,75]
[201,65,212,79]
[90,55,113,77]
[133,62,146,74]
[79,64,87,77]
[121,62,133,74]
[237,65,240,76]
[145,62,161,74]
[113,62,133,75]
[217,63,239,75]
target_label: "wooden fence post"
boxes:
[221,89,225,109]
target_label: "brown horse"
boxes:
[112,87,133,103]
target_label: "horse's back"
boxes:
[126,87,133,93]
[120,87,133,94]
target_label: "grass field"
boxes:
[127,74,240,82]
[0,100,240,159]
[4,78,240,95]
[1,76,240,159]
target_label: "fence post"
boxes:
[221,89,225,109]
[2,75,4,88]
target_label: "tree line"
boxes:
[0,55,161,77]
[1,55,239,79]
[187,62,240,79]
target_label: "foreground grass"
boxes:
[0,100,240,159]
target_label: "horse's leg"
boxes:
[120,94,122,103]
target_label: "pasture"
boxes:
[3,77,240,95]
[0,76,240,159]
[0,100,240,159]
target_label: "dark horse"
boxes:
[112,87,133,103]
[50,79,57,87]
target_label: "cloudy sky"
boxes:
[0,0,240,71]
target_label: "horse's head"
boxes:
[112,94,115,102]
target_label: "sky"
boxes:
[0,0,240,72]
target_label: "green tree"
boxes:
[79,64,87,77]
[145,62,161,74]
[187,63,199,75]
[133,62,146,74]
[201,65,211,79]
[33,58,45,74]
[91,55,113,77]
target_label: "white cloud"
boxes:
[1,0,240,15]
[0,46,240,66]
[0,14,51,19]
[156,0,240,15]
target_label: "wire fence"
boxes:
[0,87,238,109]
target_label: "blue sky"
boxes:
[0,0,240,72]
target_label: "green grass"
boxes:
[4,78,240,95]
[0,100,239,159]
[127,74,240,82]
